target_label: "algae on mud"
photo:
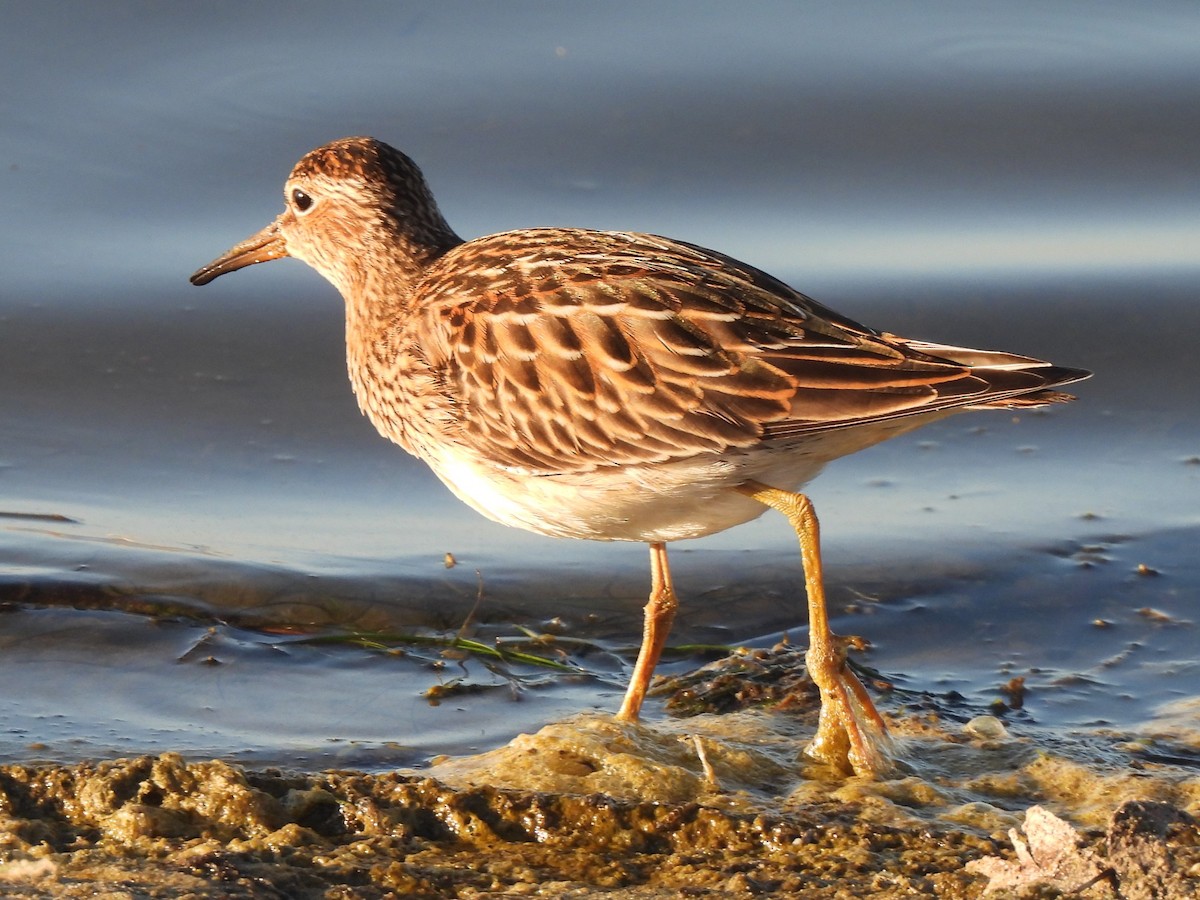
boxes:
[0,696,1197,898]
[0,751,1003,898]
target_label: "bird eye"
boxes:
[291,188,313,212]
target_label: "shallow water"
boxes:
[1,3,1198,772]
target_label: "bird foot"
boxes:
[804,634,895,777]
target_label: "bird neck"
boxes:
[339,232,460,455]
[346,223,460,317]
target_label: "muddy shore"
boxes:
[1,669,1196,898]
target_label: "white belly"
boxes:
[419,416,937,543]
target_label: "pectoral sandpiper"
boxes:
[192,137,1089,776]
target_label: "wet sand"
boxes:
[3,523,1200,897]
[6,517,1200,899]
[0,681,1196,898]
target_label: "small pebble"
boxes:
[963,715,1009,740]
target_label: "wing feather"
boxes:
[405,229,1086,473]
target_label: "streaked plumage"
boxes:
[192,137,1089,776]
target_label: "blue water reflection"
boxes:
[0,2,1197,764]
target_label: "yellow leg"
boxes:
[737,480,893,776]
[616,542,678,721]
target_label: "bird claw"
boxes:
[804,641,895,777]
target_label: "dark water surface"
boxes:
[1,3,1197,768]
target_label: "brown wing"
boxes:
[409,229,1087,473]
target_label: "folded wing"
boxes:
[410,230,1088,472]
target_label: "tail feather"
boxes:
[971,388,1079,410]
